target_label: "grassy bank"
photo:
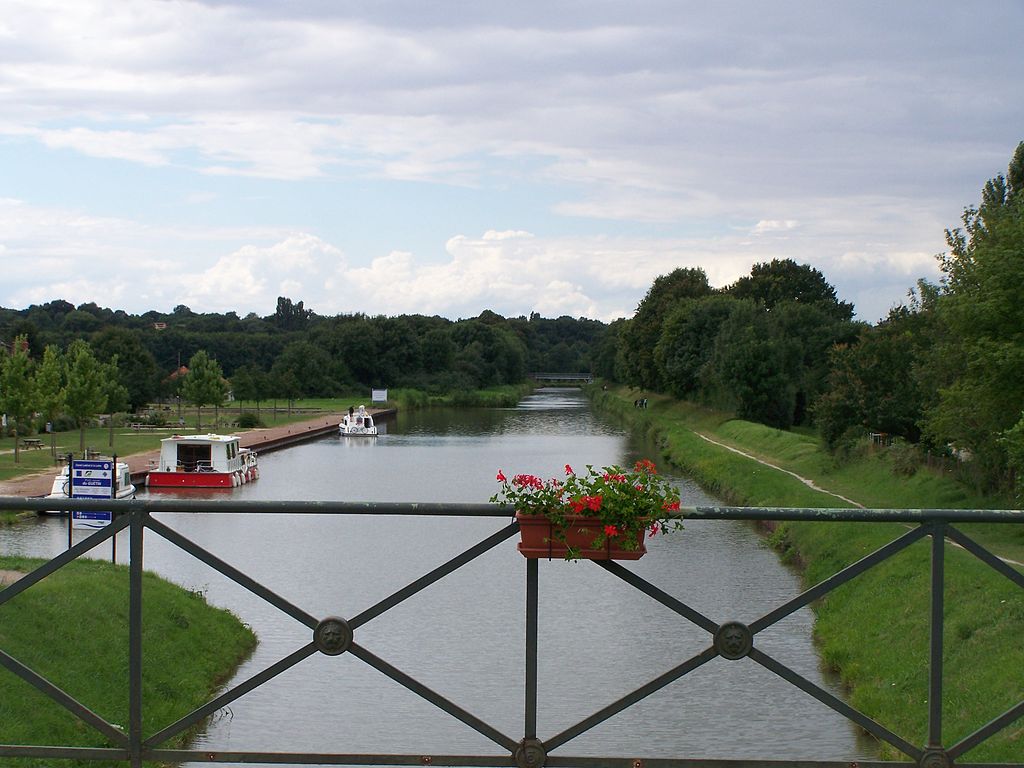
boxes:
[0,556,256,767]
[385,383,535,409]
[590,385,1023,762]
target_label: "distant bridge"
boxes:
[527,372,594,384]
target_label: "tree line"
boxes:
[0,300,606,411]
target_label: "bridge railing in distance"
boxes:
[0,497,1021,768]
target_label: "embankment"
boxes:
[0,556,256,764]
[589,386,1023,762]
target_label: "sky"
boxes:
[1,1,1022,324]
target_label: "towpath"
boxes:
[0,411,367,498]
[693,432,1024,568]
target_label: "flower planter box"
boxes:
[515,512,647,560]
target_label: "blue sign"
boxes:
[71,459,114,529]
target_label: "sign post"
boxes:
[70,459,115,528]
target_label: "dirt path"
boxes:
[0,569,25,586]
[694,431,865,508]
[694,431,1024,568]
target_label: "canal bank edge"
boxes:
[587,384,1024,763]
[0,556,257,760]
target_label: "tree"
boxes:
[35,344,67,460]
[181,350,227,431]
[0,335,37,464]
[91,327,159,410]
[272,296,313,331]
[813,322,927,450]
[704,301,800,429]
[619,268,712,390]
[654,295,739,398]
[101,356,131,448]
[65,340,108,453]
[924,142,1024,487]
[230,365,262,415]
[726,258,854,320]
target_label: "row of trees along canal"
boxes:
[2,142,1022,493]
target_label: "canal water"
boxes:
[1,389,876,762]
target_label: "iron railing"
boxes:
[0,497,1021,768]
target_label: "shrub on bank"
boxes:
[236,411,265,429]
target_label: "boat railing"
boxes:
[175,460,217,473]
[0,499,1021,768]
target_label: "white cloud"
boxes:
[0,1,1016,325]
[752,220,799,234]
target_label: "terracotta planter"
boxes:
[515,512,647,560]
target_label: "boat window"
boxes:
[177,444,213,471]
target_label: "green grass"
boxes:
[591,384,1024,762]
[0,556,256,766]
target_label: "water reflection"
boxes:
[0,388,876,762]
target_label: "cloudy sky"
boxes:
[2,1,1022,324]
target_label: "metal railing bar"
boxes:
[525,557,538,740]
[144,752,910,767]
[129,508,144,768]
[144,643,318,748]
[348,524,519,630]
[749,524,930,634]
[596,560,719,633]
[549,761,908,768]
[0,515,128,608]
[4,496,1024,524]
[148,749,514,765]
[0,647,129,747]
[944,527,1024,589]
[0,746,127,760]
[947,698,1024,760]
[928,523,945,748]
[0,750,920,768]
[146,516,320,630]
[544,646,719,753]
[348,642,519,752]
[749,648,921,760]
[681,506,1024,524]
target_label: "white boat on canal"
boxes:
[339,405,378,436]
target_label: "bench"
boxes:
[20,438,43,449]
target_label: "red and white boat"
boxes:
[146,433,259,488]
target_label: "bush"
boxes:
[236,412,265,429]
[830,426,870,466]
[33,414,78,433]
[888,440,922,477]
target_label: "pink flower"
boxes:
[496,470,507,483]
[565,464,574,475]
[648,522,661,537]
